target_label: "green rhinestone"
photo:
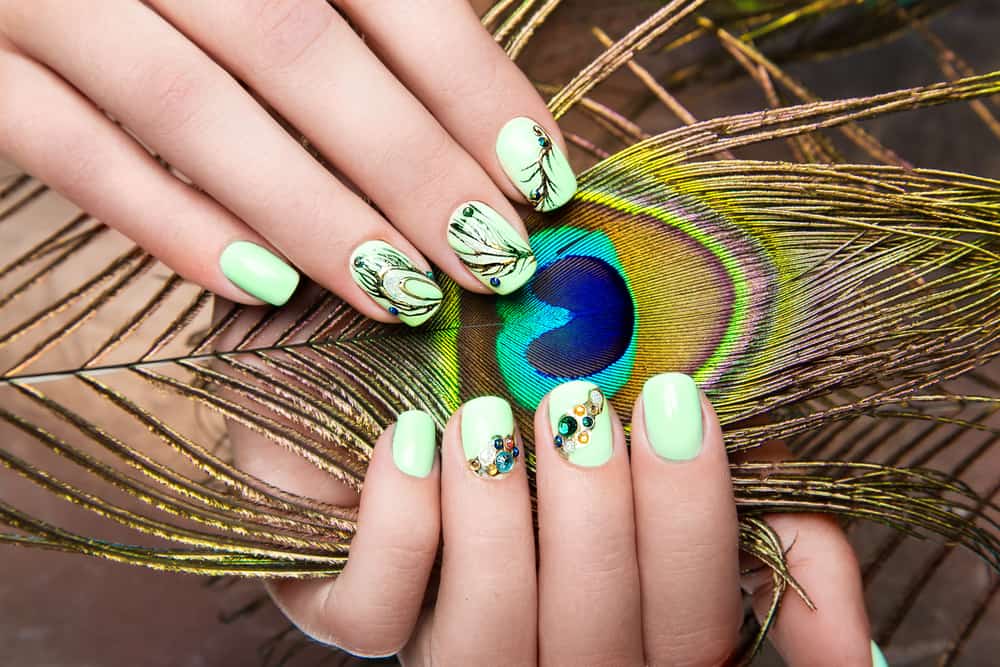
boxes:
[557,415,577,437]
[462,206,475,217]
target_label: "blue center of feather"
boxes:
[526,256,634,376]
[495,227,637,409]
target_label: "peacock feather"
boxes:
[1,1,999,664]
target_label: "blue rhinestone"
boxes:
[537,137,549,147]
[425,271,434,279]
[553,435,563,447]
[388,306,399,315]
[495,450,514,474]
[489,277,501,287]
[512,447,519,458]
[494,441,502,450]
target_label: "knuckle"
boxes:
[321,587,414,657]
[651,631,737,667]
[441,55,500,104]
[130,60,213,139]
[249,0,334,70]
[379,129,455,201]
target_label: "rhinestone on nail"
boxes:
[469,432,519,478]
[553,387,605,459]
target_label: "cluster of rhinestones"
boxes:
[553,388,605,457]
[469,433,519,478]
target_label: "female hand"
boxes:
[252,374,884,666]
[0,1,573,316]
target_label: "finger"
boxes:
[535,381,643,666]
[0,41,296,306]
[148,0,539,295]
[268,411,441,657]
[741,443,876,667]
[630,373,742,666]
[338,0,578,211]
[3,2,441,324]
[433,396,536,665]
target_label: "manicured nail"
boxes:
[496,117,577,212]
[350,240,442,326]
[641,372,703,461]
[392,410,437,478]
[549,380,611,467]
[447,201,537,294]
[871,641,889,667]
[461,396,519,479]
[219,241,299,306]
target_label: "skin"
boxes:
[0,0,566,315]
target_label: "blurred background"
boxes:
[1,1,998,665]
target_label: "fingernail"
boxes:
[871,641,889,667]
[219,241,299,306]
[549,380,611,467]
[350,240,442,326]
[496,117,577,212]
[392,410,437,478]
[447,201,537,294]
[461,396,519,479]
[641,373,703,461]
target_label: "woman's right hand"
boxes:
[0,0,573,316]
[250,373,883,666]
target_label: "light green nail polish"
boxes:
[871,641,889,667]
[548,380,611,467]
[392,410,436,478]
[349,240,443,326]
[641,373,703,461]
[461,395,519,479]
[219,241,299,306]
[496,117,577,212]
[448,201,537,294]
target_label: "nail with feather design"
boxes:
[447,201,537,294]
[350,240,442,326]
[496,117,576,212]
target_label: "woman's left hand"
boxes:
[260,373,879,666]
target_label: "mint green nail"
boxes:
[219,241,299,306]
[392,411,436,478]
[549,380,611,467]
[496,117,577,212]
[641,373,703,461]
[448,201,536,294]
[461,396,519,479]
[349,240,442,326]
[871,641,889,667]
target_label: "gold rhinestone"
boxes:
[469,459,481,472]
[487,463,499,476]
